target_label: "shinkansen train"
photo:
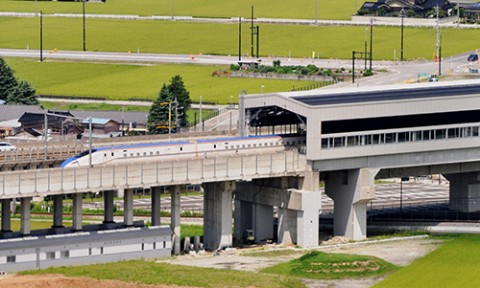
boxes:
[60,134,305,168]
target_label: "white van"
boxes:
[0,142,16,152]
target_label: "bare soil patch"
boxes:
[0,274,195,288]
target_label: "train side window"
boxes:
[111,152,114,156]
[104,153,107,157]
[137,153,140,156]
[130,153,134,157]
[150,151,154,155]
[143,152,147,156]
[214,144,217,149]
[156,151,160,155]
[242,144,245,148]
[123,154,127,157]
[180,147,183,151]
[253,144,256,147]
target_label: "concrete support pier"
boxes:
[124,188,134,226]
[1,198,12,238]
[72,193,83,231]
[151,187,162,226]
[325,168,378,240]
[445,172,480,212]
[204,181,235,250]
[235,171,321,248]
[51,194,65,233]
[20,197,32,236]
[103,190,116,229]
[171,185,181,255]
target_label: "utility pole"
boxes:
[170,0,174,20]
[400,8,405,61]
[369,17,373,71]
[315,0,318,25]
[250,6,254,57]
[39,11,43,62]
[82,0,86,51]
[256,25,260,58]
[436,6,442,76]
[238,17,242,61]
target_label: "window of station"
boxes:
[46,252,55,260]
[60,251,70,258]
[6,255,15,263]
[321,124,480,150]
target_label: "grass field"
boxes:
[21,259,306,287]
[6,58,317,103]
[373,234,480,288]
[0,0,357,20]
[1,17,479,60]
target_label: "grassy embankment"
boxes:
[373,234,480,288]
[0,0,356,20]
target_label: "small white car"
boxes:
[0,142,16,152]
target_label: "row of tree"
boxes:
[0,57,39,105]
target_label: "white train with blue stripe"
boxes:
[60,134,305,168]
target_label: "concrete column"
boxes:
[103,190,115,229]
[277,207,297,245]
[171,185,181,255]
[123,188,134,226]
[72,193,83,231]
[253,203,274,242]
[445,172,480,212]
[233,200,252,241]
[203,181,235,250]
[1,198,12,237]
[325,168,378,240]
[52,194,64,233]
[151,187,162,226]
[20,197,32,236]
[235,173,321,248]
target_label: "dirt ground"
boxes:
[0,236,441,288]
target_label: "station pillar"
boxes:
[151,187,162,226]
[103,190,116,229]
[123,188,134,226]
[203,181,235,250]
[325,168,378,240]
[235,170,321,248]
[1,198,12,238]
[445,172,480,213]
[20,197,32,236]
[51,194,65,233]
[171,185,181,255]
[72,193,83,231]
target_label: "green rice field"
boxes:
[0,16,479,60]
[6,58,318,103]
[0,0,357,20]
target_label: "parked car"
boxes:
[428,74,438,82]
[0,142,16,152]
[467,54,479,62]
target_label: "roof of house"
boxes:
[0,105,43,122]
[465,1,480,10]
[81,118,117,125]
[71,110,148,126]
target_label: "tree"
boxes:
[147,75,191,134]
[148,84,172,134]
[7,80,39,105]
[0,57,18,102]
[168,75,191,128]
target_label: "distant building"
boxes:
[80,118,121,138]
[359,0,454,17]
[465,2,480,22]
